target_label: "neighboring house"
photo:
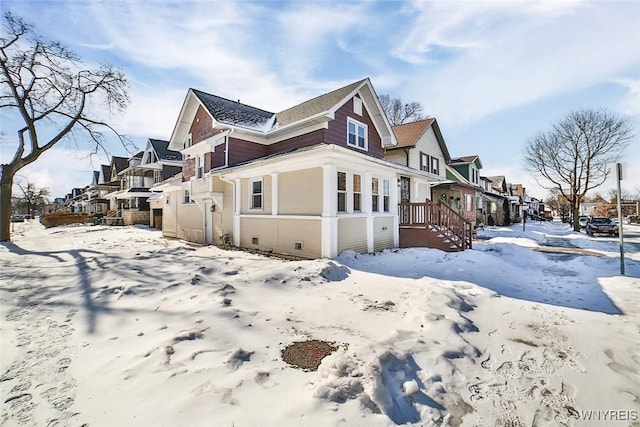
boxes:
[429,155,484,225]
[107,140,182,226]
[386,118,451,202]
[161,78,466,258]
[86,164,119,215]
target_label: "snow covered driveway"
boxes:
[1,221,638,426]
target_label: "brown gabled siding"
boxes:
[326,97,384,159]
[190,106,219,144]
[228,137,268,166]
[266,129,325,155]
[210,145,226,169]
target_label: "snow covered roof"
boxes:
[192,89,275,131]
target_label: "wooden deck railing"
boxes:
[399,199,472,250]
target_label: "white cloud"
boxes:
[392,1,640,127]
[616,79,640,117]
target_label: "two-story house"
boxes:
[161,78,463,258]
[106,140,182,225]
[430,155,484,225]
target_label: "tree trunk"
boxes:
[572,205,580,232]
[0,172,14,241]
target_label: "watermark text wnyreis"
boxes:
[579,410,638,422]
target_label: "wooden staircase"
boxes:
[399,200,472,252]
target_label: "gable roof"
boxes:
[148,138,181,162]
[100,165,111,183]
[390,118,451,162]
[276,79,366,127]
[169,78,396,150]
[192,89,275,131]
[450,154,483,169]
[111,156,129,174]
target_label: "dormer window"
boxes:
[353,97,363,116]
[347,118,367,151]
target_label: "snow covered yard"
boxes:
[1,220,639,426]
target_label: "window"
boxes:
[353,97,363,116]
[154,170,162,183]
[183,189,192,204]
[465,194,473,211]
[250,179,263,209]
[353,174,361,212]
[383,179,390,212]
[372,178,379,212]
[431,157,440,175]
[196,154,205,179]
[294,241,303,251]
[471,168,479,184]
[251,237,259,245]
[337,172,347,212]
[420,152,429,172]
[184,134,192,149]
[347,119,367,150]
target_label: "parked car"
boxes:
[11,214,24,223]
[578,216,590,228]
[586,217,619,237]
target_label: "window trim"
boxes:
[353,174,362,212]
[431,157,440,175]
[196,154,205,179]
[420,152,430,172]
[382,179,390,212]
[347,118,368,151]
[337,171,347,213]
[372,177,379,213]
[183,188,193,204]
[249,178,263,210]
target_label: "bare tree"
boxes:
[378,94,426,125]
[16,182,50,218]
[0,13,129,241]
[545,188,571,221]
[524,109,633,231]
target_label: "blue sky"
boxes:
[2,0,639,200]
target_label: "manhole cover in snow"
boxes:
[282,340,337,371]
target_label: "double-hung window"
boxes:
[337,172,347,212]
[353,174,361,212]
[183,189,192,204]
[196,154,205,178]
[431,157,440,175]
[250,179,263,209]
[383,179,390,212]
[420,152,429,172]
[347,119,367,150]
[372,178,379,212]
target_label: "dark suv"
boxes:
[586,217,619,237]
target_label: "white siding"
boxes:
[373,216,395,252]
[338,217,368,254]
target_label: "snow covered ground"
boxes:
[1,219,639,426]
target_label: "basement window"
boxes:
[251,237,259,245]
[294,241,303,251]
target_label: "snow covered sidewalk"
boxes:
[1,220,639,426]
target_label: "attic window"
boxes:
[347,118,367,151]
[353,97,363,116]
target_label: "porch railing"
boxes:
[399,199,473,250]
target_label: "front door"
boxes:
[204,201,213,245]
[400,176,411,203]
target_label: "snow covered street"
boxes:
[1,220,639,426]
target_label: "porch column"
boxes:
[364,172,374,253]
[321,165,338,258]
[233,178,241,247]
[390,176,399,247]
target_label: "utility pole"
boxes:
[616,163,625,275]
